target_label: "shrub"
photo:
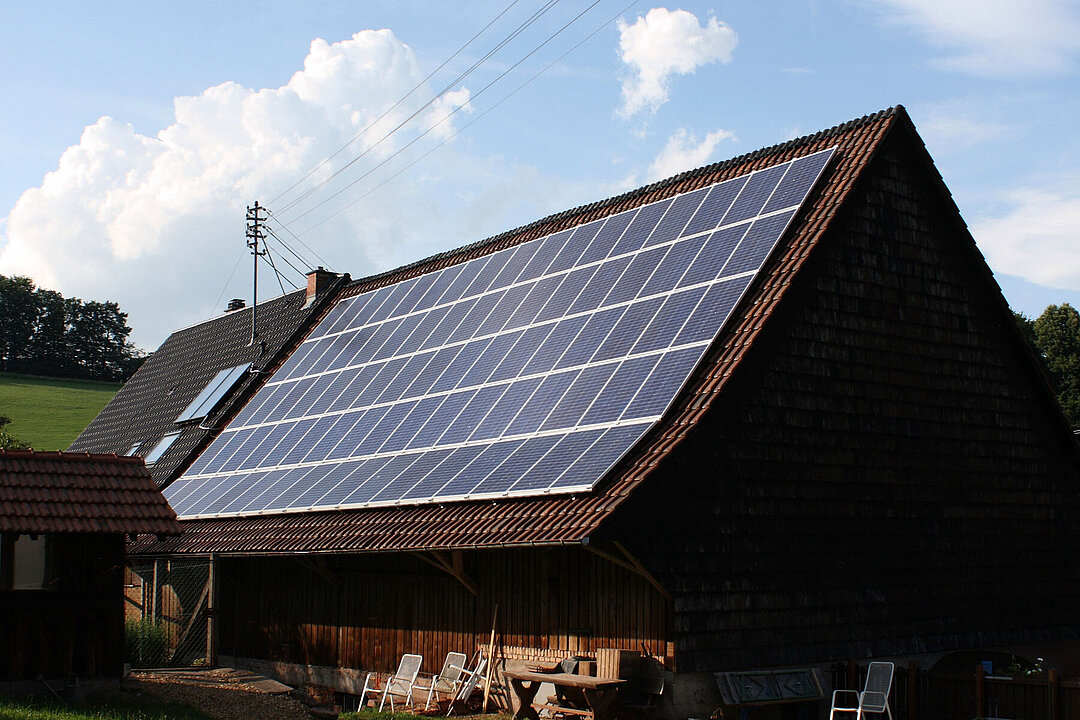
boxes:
[125,618,170,667]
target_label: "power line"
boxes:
[261,244,290,294]
[281,0,604,230]
[294,0,640,238]
[265,208,333,270]
[274,0,563,218]
[209,246,247,319]
[269,0,527,208]
[264,225,315,278]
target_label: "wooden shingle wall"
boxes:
[604,126,1080,672]
[219,546,669,674]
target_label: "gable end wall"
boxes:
[604,126,1080,672]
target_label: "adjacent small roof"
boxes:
[130,107,902,556]
[0,450,181,535]
[69,281,345,486]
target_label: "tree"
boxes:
[1013,310,1036,349]
[28,288,70,376]
[0,415,30,450]
[0,275,37,371]
[0,274,146,381]
[1032,304,1080,428]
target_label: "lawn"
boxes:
[0,373,120,451]
[0,696,215,720]
[0,697,506,720]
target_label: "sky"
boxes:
[1,0,1079,349]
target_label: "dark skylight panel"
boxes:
[143,431,181,465]
[175,363,252,423]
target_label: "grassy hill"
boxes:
[0,372,119,451]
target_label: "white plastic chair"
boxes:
[359,653,423,711]
[447,654,488,716]
[415,651,469,710]
[829,661,894,720]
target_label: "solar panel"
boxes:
[166,148,835,519]
[175,363,251,423]
[143,431,182,465]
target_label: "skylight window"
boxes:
[143,432,181,465]
[124,442,143,457]
[175,363,251,423]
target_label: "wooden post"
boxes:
[974,664,985,720]
[907,661,918,720]
[846,659,858,691]
[151,559,160,620]
[1049,668,1059,720]
[482,604,499,713]
[206,554,217,666]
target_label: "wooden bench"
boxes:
[504,669,625,720]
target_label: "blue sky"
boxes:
[1,0,1079,348]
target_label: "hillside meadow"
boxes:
[0,372,119,451]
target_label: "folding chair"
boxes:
[359,653,423,711]
[415,651,469,710]
[829,661,894,720]
[447,654,488,716]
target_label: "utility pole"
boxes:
[246,202,267,346]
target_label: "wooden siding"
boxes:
[218,547,670,674]
[603,125,1080,672]
[0,534,124,679]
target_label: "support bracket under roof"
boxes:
[584,540,672,599]
[413,550,480,596]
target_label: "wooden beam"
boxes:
[151,559,160,620]
[583,543,638,574]
[207,553,218,666]
[293,556,339,588]
[584,541,672,599]
[613,542,672,600]
[178,580,210,650]
[411,550,480,596]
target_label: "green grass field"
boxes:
[0,373,119,451]
[0,697,215,720]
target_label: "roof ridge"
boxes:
[0,449,145,464]
[345,106,901,293]
[168,286,307,337]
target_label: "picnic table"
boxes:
[503,668,625,720]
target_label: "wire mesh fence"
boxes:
[124,557,211,667]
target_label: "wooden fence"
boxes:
[124,557,212,666]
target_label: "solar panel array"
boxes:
[166,148,834,519]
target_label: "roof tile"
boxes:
[0,450,180,536]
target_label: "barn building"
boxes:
[0,450,179,688]
[104,106,1080,716]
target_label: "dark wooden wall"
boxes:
[604,126,1080,672]
[219,546,669,674]
[0,533,125,680]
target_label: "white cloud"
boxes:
[617,8,737,117]
[646,128,735,183]
[0,29,575,349]
[917,106,1009,150]
[865,0,1080,76]
[973,186,1080,290]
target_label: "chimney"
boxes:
[305,267,336,306]
[226,298,246,312]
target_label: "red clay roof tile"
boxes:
[0,450,181,536]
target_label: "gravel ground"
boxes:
[124,668,318,720]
